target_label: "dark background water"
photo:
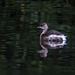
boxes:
[0,0,75,75]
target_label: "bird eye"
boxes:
[40,25,43,26]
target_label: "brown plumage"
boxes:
[37,23,67,57]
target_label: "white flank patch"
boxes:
[47,34,67,47]
[48,34,67,41]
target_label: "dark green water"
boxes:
[0,0,75,75]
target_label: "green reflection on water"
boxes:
[0,0,75,75]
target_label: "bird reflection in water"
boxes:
[37,23,67,58]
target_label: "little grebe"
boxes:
[37,23,67,57]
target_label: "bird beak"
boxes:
[37,26,41,28]
[37,50,41,53]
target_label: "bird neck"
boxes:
[40,28,48,46]
[41,28,48,35]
